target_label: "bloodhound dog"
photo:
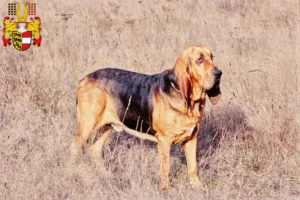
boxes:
[70,44,222,190]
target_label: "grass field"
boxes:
[0,0,299,199]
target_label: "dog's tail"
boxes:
[111,122,158,143]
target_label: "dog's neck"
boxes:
[160,69,181,95]
[160,69,205,116]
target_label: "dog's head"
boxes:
[174,44,222,106]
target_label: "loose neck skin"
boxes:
[159,69,205,116]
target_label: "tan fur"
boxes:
[70,45,221,190]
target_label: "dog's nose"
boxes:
[213,69,222,77]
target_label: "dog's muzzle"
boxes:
[213,69,222,79]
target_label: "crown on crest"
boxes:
[16,2,28,22]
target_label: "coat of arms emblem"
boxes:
[2,2,42,51]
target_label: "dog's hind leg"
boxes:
[89,127,112,168]
[70,79,107,156]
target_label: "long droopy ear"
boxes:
[206,78,221,105]
[174,56,192,108]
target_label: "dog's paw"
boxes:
[190,176,207,190]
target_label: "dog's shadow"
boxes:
[198,103,250,166]
[169,103,251,170]
[102,103,250,173]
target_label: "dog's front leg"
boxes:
[183,130,206,189]
[157,136,172,190]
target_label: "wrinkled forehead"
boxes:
[192,47,212,58]
[184,45,212,58]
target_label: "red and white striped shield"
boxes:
[12,31,32,51]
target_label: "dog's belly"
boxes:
[123,113,154,135]
[117,95,154,134]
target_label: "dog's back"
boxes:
[86,68,160,133]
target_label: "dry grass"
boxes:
[0,0,299,199]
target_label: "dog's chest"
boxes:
[172,124,197,144]
[152,100,204,144]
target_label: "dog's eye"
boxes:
[196,56,204,64]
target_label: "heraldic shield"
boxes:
[2,2,42,50]
[12,31,32,51]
